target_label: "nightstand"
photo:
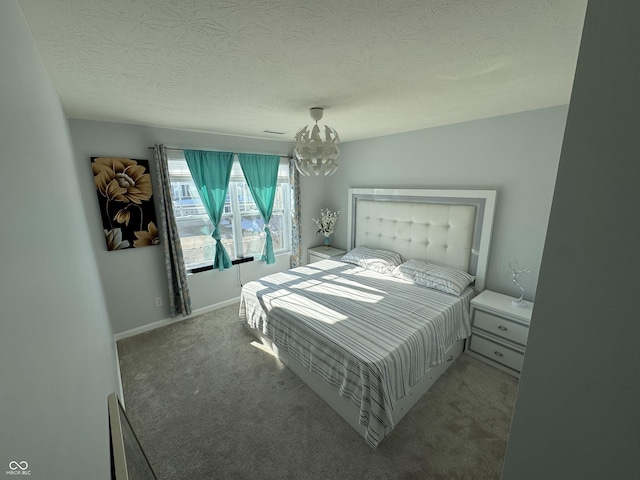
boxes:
[465,290,533,378]
[307,246,346,264]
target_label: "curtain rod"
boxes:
[147,146,182,152]
[147,146,291,158]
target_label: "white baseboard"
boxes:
[113,297,240,341]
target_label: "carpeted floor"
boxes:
[117,304,518,480]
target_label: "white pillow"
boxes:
[340,246,404,275]
[392,259,475,295]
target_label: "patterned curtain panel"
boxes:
[183,149,234,271]
[238,154,280,264]
[289,157,302,267]
[154,145,192,317]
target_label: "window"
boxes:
[167,150,291,272]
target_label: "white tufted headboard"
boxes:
[347,188,497,291]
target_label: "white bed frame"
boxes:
[250,188,497,445]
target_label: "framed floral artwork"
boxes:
[91,157,160,251]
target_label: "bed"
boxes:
[239,188,497,448]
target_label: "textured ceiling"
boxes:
[18,0,587,142]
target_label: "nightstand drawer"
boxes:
[468,335,524,373]
[308,252,325,264]
[307,246,346,264]
[472,309,529,346]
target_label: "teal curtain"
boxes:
[238,154,280,264]
[184,149,234,271]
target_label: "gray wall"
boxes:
[319,106,568,300]
[0,2,120,479]
[502,0,640,478]
[70,106,567,334]
[69,120,293,334]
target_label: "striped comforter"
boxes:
[238,259,474,448]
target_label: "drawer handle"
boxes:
[498,325,508,331]
[494,351,504,357]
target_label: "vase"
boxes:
[323,235,331,248]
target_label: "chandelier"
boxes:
[293,107,340,176]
